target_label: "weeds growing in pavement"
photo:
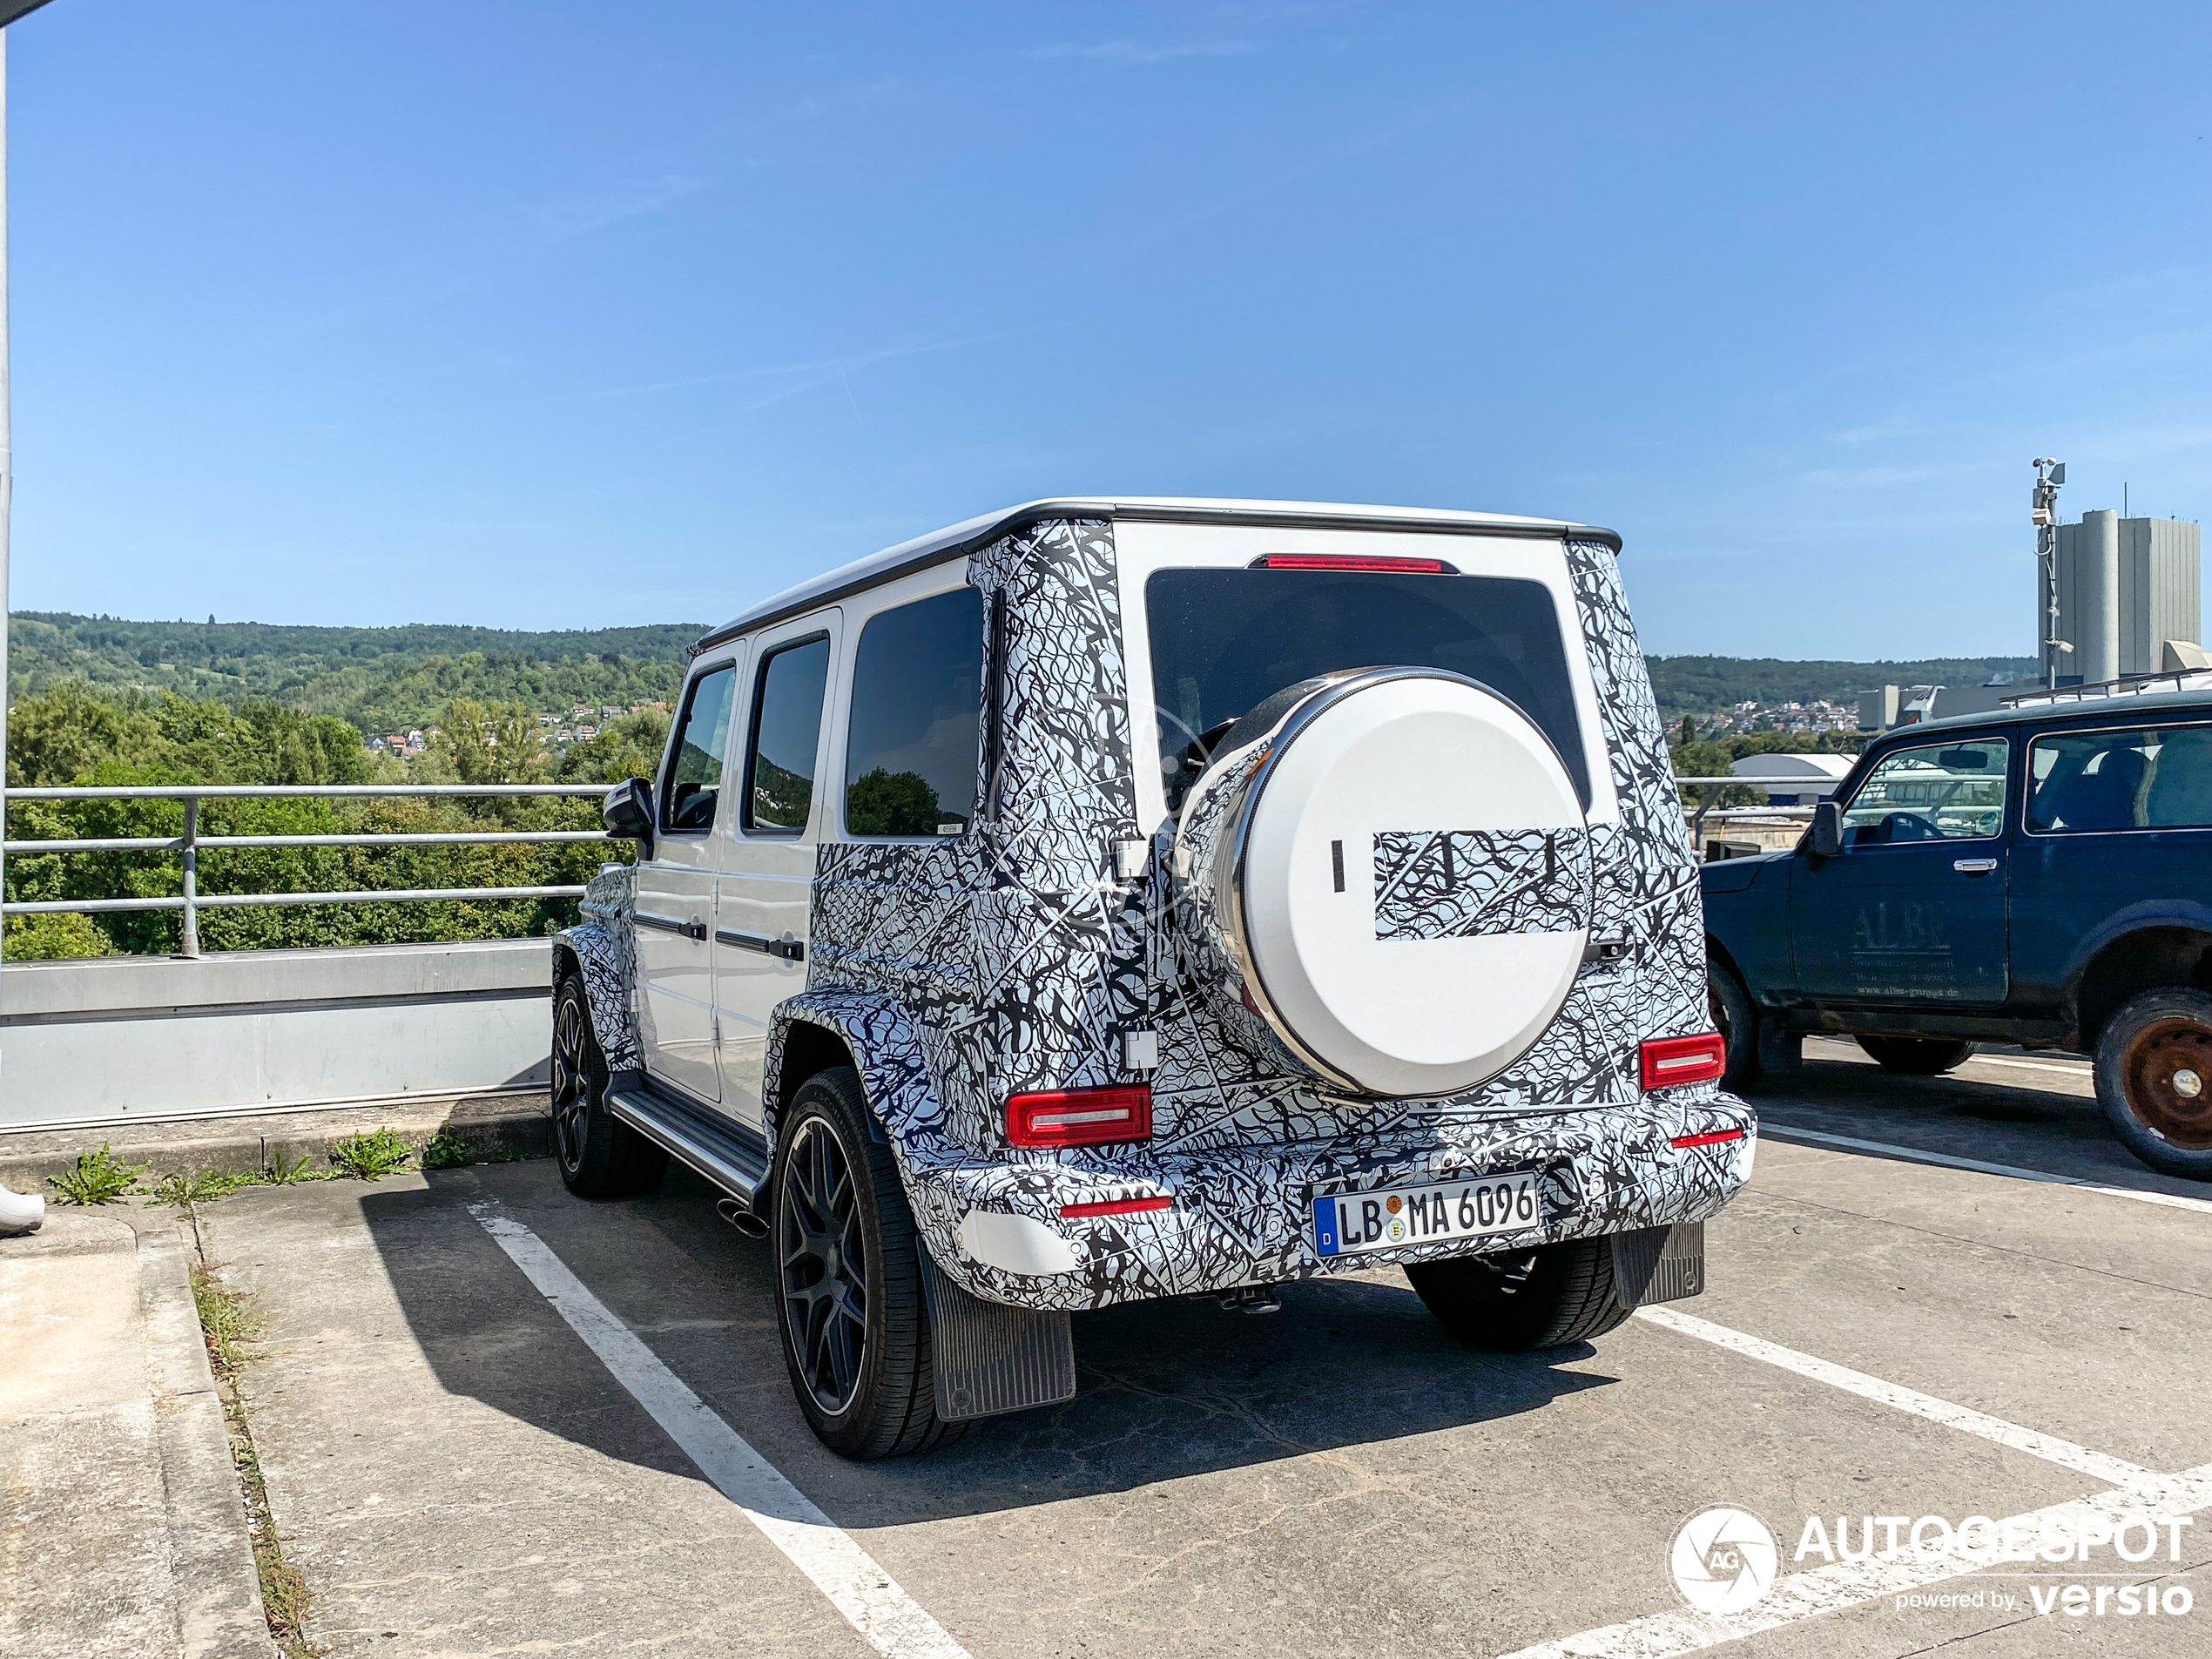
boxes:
[327,1128,414,1181]
[48,1143,147,1205]
[421,1130,469,1170]
[263,1153,323,1186]
[192,1263,317,1656]
[149,1169,264,1208]
[191,1261,264,1371]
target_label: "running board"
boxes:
[605,1076,771,1205]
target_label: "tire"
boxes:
[1406,1238,1635,1352]
[1708,959,1763,1093]
[1856,1035,1977,1076]
[551,974,669,1199]
[772,1067,964,1459]
[2094,988,2212,1181]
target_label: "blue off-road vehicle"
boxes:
[1703,683,2212,1179]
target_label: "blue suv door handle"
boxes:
[1952,858,1999,875]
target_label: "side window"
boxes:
[1839,738,2009,846]
[743,635,832,833]
[659,664,738,833]
[843,587,984,838]
[2029,725,2212,833]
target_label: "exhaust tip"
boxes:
[716,1197,768,1238]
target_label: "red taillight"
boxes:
[1670,1127,1746,1150]
[1641,1033,1727,1091]
[1005,1084,1153,1148]
[1059,1196,1175,1218]
[1251,553,1455,575]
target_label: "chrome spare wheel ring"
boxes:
[780,1116,868,1413]
[552,994,590,1169]
[2122,1017,2212,1150]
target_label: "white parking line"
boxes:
[1635,1305,2148,1486]
[466,1197,972,1659]
[1761,1124,2212,1217]
[1496,1460,2212,1659]
[1962,1054,2093,1079]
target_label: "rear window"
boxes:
[1143,568,1588,808]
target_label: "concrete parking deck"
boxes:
[185,1047,2209,1659]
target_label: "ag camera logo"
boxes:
[1671,1507,1779,1615]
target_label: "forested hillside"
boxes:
[1645,654,2039,717]
[7,612,705,733]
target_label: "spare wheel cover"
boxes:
[1229,668,1591,1097]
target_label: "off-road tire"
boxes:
[772,1067,965,1459]
[1856,1035,1977,1076]
[551,973,669,1199]
[1406,1238,1635,1351]
[1708,959,1763,1093]
[2094,988,2212,1181]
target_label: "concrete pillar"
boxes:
[2078,509,2121,684]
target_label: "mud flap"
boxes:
[920,1257,1076,1422]
[1610,1220,1705,1306]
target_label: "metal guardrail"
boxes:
[2,783,612,957]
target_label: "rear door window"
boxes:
[1840,738,2009,845]
[843,587,984,837]
[659,664,738,833]
[2029,725,2212,833]
[743,636,831,833]
[1144,567,1588,809]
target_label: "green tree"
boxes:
[846,767,939,836]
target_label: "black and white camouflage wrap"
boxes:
[555,864,641,1075]
[1372,826,1592,942]
[749,517,1750,1312]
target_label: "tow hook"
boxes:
[1216,1284,1283,1314]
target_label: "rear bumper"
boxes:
[899,1089,1757,1312]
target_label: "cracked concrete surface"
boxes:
[192,1049,2210,1658]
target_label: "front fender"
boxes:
[554,918,640,1075]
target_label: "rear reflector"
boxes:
[1669,1127,1747,1150]
[1059,1196,1175,1218]
[1640,1033,1727,1091]
[1251,553,1456,575]
[1005,1084,1153,1148]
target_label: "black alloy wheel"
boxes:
[779,1114,870,1414]
[550,973,668,1199]
[769,1067,962,1458]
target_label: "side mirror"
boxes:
[1808,800,1843,859]
[603,777,656,857]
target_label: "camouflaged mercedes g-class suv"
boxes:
[550,498,1754,1458]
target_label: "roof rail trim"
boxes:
[688,500,1622,656]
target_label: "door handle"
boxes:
[1952,858,1999,875]
[686,916,708,941]
[716,927,806,962]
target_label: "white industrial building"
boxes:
[2048,512,2201,685]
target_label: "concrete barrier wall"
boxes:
[0,940,554,1133]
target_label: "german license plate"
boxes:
[1312,1172,1540,1258]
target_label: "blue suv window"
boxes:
[1840,738,2008,846]
[2029,725,2212,833]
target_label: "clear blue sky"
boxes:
[10,2,2211,656]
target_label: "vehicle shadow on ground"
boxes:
[1750,1051,2173,1181]
[358,1164,1621,1523]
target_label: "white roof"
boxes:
[693,496,1617,654]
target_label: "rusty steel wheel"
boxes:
[2094,988,2212,1180]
